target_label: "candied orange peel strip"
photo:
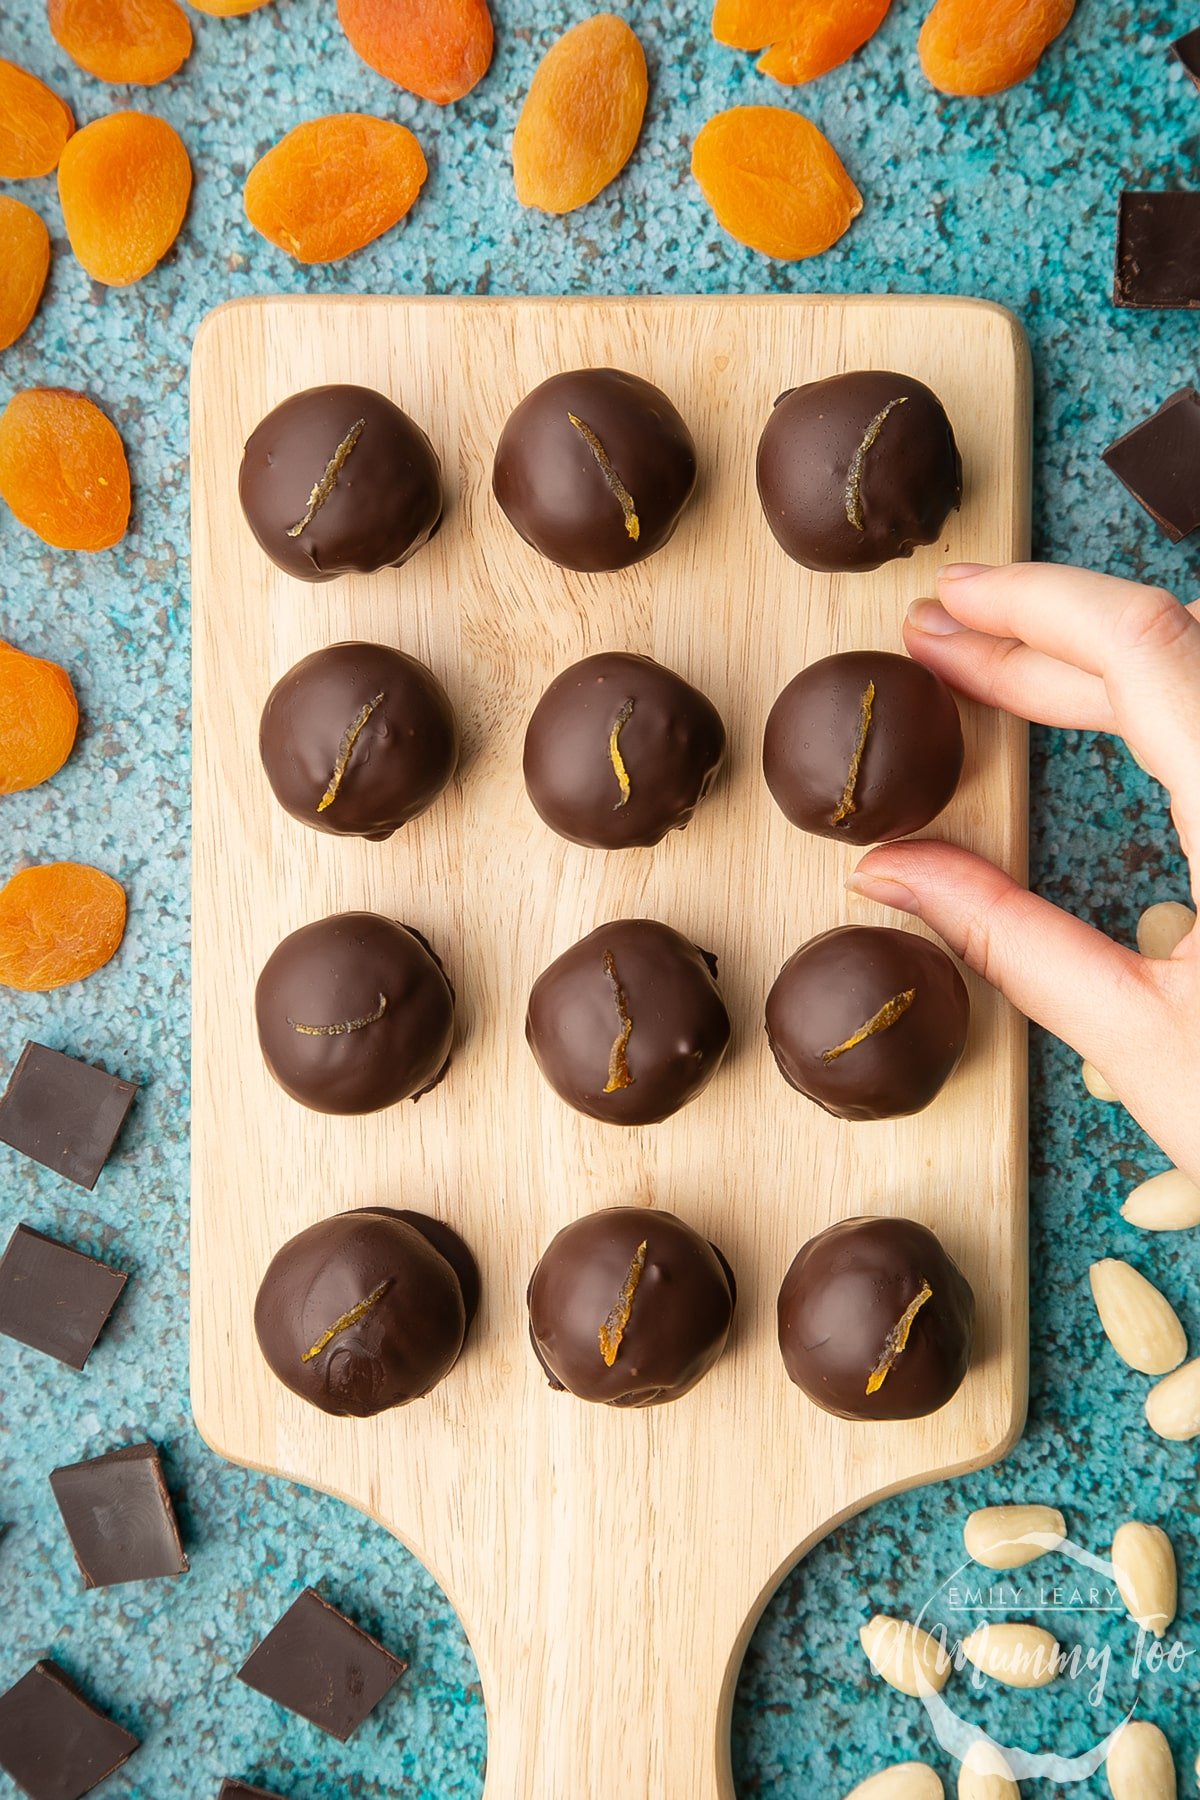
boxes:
[867,1281,933,1394]
[845,398,908,532]
[290,418,367,537]
[303,1281,391,1362]
[602,949,634,1093]
[569,414,640,541]
[287,993,388,1037]
[599,1240,648,1367]
[822,988,915,1064]
[831,679,876,826]
[608,699,634,809]
[318,691,385,813]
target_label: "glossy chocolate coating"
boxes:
[765,926,969,1122]
[239,384,442,582]
[523,652,726,848]
[259,642,459,841]
[492,368,697,573]
[756,371,962,573]
[255,913,454,1115]
[526,919,731,1126]
[778,1216,975,1421]
[254,1208,477,1417]
[527,1206,735,1406]
[763,650,964,845]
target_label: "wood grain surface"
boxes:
[191,295,1031,1799]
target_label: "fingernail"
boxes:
[846,870,920,915]
[907,598,966,636]
[940,562,990,582]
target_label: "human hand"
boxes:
[846,562,1200,1185]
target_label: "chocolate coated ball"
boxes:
[777,1216,975,1421]
[528,1206,735,1407]
[765,926,969,1122]
[255,913,454,1115]
[757,371,962,573]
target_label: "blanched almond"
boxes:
[1082,1059,1120,1102]
[1137,901,1195,960]
[844,1764,944,1800]
[963,1504,1066,1571]
[1106,1719,1176,1798]
[958,1742,1018,1799]
[1088,1259,1187,1375]
[961,1621,1059,1689]
[1122,1168,1200,1233]
[1112,1522,1177,1639]
[859,1614,951,1697]
[1146,1359,1200,1441]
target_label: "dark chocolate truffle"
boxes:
[259,642,459,841]
[255,913,454,1115]
[526,919,731,1126]
[527,1206,735,1407]
[492,368,697,573]
[239,384,442,582]
[763,650,964,845]
[765,926,969,1122]
[777,1216,975,1421]
[756,371,962,573]
[523,652,726,848]
[255,1208,477,1417]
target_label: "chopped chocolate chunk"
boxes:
[218,1784,285,1799]
[1102,387,1200,543]
[50,1443,188,1589]
[0,1044,137,1190]
[0,1660,138,1800]
[0,1224,127,1369]
[1172,28,1200,89]
[1115,192,1200,309]
[237,1588,406,1741]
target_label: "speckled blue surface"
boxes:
[0,2,1197,1795]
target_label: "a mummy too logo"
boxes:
[865,1523,1193,1783]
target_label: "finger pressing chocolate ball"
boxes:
[765,926,969,1122]
[255,913,454,1115]
[255,1208,478,1417]
[756,371,962,573]
[777,1216,975,1421]
[492,367,697,573]
[527,1206,735,1407]
[523,652,726,848]
[763,650,964,845]
[239,384,442,582]
[259,642,459,841]
[526,919,731,1126]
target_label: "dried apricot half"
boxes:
[713,0,892,85]
[0,642,79,795]
[0,389,131,552]
[338,0,493,105]
[245,114,428,264]
[513,14,648,215]
[0,198,52,354]
[0,863,126,992]
[58,111,192,286]
[49,0,193,86]
[188,0,272,11]
[919,0,1075,95]
[692,106,862,261]
[0,59,75,180]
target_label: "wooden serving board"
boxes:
[191,295,1030,1799]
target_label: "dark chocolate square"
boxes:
[0,1660,138,1800]
[0,1224,127,1369]
[50,1443,188,1589]
[218,1784,286,1799]
[237,1587,406,1741]
[0,1044,137,1191]
[1102,387,1200,543]
[1173,27,1200,87]
[1115,192,1200,308]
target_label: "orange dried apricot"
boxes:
[713,0,892,85]
[338,0,493,105]
[0,59,75,180]
[513,14,648,216]
[49,0,193,86]
[187,0,272,11]
[58,111,192,286]
[0,642,79,795]
[245,115,428,264]
[0,199,51,354]
[919,0,1075,95]
[0,389,131,552]
[0,863,126,992]
[692,106,862,261]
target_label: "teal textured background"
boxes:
[0,1,1197,1794]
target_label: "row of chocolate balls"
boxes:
[259,641,966,852]
[239,369,963,583]
[255,915,971,1128]
[254,1206,974,1423]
